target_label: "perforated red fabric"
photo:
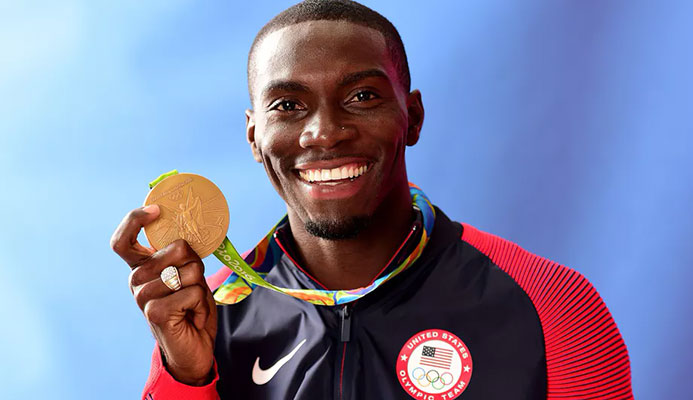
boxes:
[461,223,633,399]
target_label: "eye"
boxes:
[348,90,379,103]
[270,100,304,112]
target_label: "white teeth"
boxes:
[300,164,368,183]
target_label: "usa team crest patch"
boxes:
[397,329,473,400]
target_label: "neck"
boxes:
[287,182,414,290]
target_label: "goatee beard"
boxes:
[304,216,371,240]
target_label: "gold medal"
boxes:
[143,173,229,258]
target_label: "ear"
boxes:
[246,109,262,163]
[406,89,424,146]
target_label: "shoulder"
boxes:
[459,222,633,399]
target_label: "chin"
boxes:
[304,215,372,240]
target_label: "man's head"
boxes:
[245,0,424,240]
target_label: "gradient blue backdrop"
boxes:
[1,1,690,399]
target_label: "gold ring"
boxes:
[160,266,182,292]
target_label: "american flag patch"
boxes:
[420,345,453,369]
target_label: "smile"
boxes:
[297,163,369,183]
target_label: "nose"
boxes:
[298,108,356,149]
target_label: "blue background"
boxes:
[1,1,690,398]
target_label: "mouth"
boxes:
[296,162,370,185]
[293,159,373,201]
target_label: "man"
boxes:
[111,1,633,399]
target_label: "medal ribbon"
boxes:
[213,185,435,306]
[148,171,435,306]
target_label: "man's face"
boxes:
[246,20,423,239]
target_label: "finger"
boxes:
[129,239,203,288]
[144,285,211,331]
[110,205,161,268]
[133,262,207,310]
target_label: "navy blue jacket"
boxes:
[143,207,632,400]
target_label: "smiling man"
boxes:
[245,14,423,292]
[111,1,633,399]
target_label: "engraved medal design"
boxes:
[143,173,229,258]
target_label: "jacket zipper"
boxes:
[334,220,419,399]
[340,304,352,342]
[337,304,353,400]
[273,218,421,399]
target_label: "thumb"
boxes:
[111,204,163,266]
[142,204,161,219]
[135,204,161,253]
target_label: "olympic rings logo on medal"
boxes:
[396,329,473,400]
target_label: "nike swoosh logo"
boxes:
[252,339,307,385]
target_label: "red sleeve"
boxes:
[141,345,220,400]
[461,223,633,400]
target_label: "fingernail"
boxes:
[142,204,159,214]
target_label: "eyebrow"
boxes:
[260,69,390,102]
[261,81,310,100]
[338,69,390,88]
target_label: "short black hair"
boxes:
[247,0,411,104]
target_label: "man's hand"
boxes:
[111,205,218,386]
